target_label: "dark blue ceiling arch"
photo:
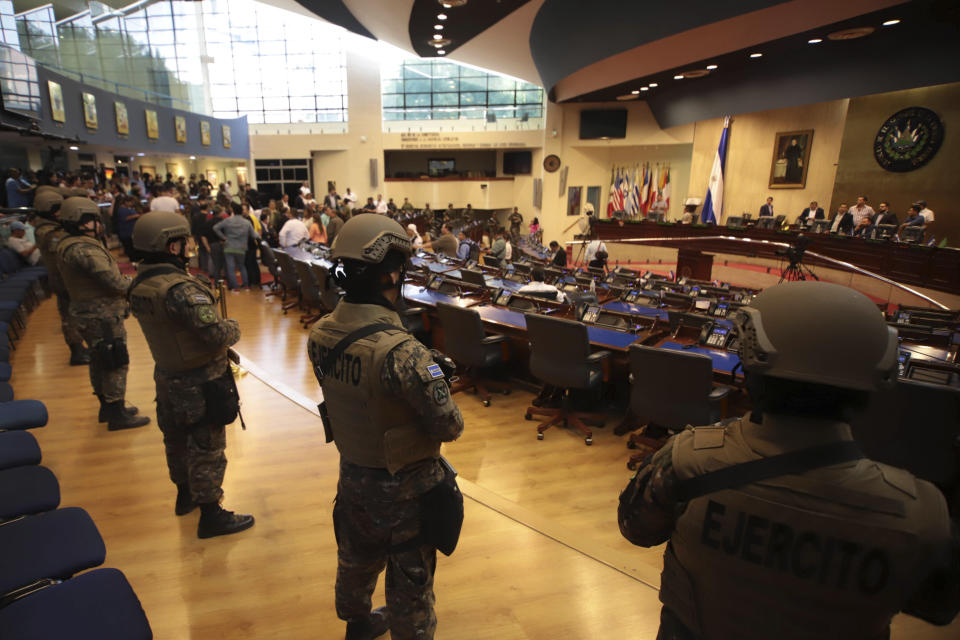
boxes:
[294,0,375,40]
[529,0,790,94]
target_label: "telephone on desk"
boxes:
[580,305,630,330]
[692,297,716,315]
[494,289,512,307]
[895,311,911,325]
[897,350,911,377]
[713,302,730,318]
[698,322,739,351]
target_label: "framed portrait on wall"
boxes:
[115,102,129,135]
[174,116,187,143]
[222,125,231,149]
[145,110,159,139]
[769,129,813,188]
[81,92,97,130]
[567,186,582,216]
[205,169,219,187]
[47,80,65,123]
[139,165,156,178]
[165,162,179,178]
[200,121,211,146]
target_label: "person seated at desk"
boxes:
[898,204,926,236]
[486,228,507,262]
[588,249,608,273]
[517,266,565,302]
[679,204,696,224]
[853,211,875,237]
[405,223,423,249]
[798,200,824,224]
[828,203,853,235]
[550,240,567,267]
[6,220,41,265]
[424,223,457,256]
[308,212,327,244]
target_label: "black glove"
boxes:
[227,348,240,365]
[430,349,457,380]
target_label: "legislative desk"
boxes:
[595,220,960,295]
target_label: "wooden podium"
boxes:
[677,248,714,281]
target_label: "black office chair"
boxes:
[273,250,302,313]
[292,260,324,327]
[523,314,609,445]
[309,263,342,313]
[436,302,510,407]
[259,241,281,296]
[623,344,731,468]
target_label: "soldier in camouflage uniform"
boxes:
[128,210,254,539]
[307,215,463,640]
[32,188,90,365]
[619,282,959,640]
[56,197,148,431]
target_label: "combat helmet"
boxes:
[332,214,412,263]
[33,190,64,218]
[59,196,101,229]
[732,281,897,392]
[132,210,191,253]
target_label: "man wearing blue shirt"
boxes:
[5,169,32,208]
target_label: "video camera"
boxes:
[775,235,811,265]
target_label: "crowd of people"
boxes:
[757,194,936,238]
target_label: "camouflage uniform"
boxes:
[33,218,84,349]
[57,238,132,402]
[132,271,240,504]
[308,303,463,640]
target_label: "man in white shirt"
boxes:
[343,188,358,207]
[279,209,309,247]
[406,223,423,249]
[517,267,564,302]
[917,200,935,225]
[584,238,607,264]
[6,221,41,265]
[375,194,388,215]
[849,195,875,227]
[149,185,180,213]
[299,181,311,198]
[504,238,513,261]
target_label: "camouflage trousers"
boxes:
[74,315,127,403]
[155,376,227,505]
[334,459,444,640]
[55,291,84,348]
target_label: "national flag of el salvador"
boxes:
[701,116,730,224]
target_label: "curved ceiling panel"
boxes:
[293,0,375,39]
[408,0,532,59]
[530,0,789,93]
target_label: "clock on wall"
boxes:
[543,154,561,173]
[873,106,944,172]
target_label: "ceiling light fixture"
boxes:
[631,90,639,94]
[808,38,823,44]
[69,145,78,150]
[437,50,446,55]
[431,38,450,47]
[434,24,443,30]
[882,19,900,26]
[437,13,447,20]
[648,82,658,88]
[640,87,649,91]
[750,52,763,58]
[137,152,145,156]
[673,74,684,80]
[706,64,718,70]
[433,34,443,40]
[189,156,196,160]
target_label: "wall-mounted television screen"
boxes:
[579,109,627,139]
[428,158,455,177]
[502,150,532,175]
[0,47,42,120]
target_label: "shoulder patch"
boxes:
[191,293,213,305]
[692,426,726,450]
[196,305,218,325]
[426,363,444,379]
[877,463,918,499]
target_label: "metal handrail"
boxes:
[37,59,193,110]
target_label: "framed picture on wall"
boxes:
[145,110,159,139]
[165,163,179,178]
[139,165,156,178]
[81,92,97,130]
[47,80,65,123]
[200,121,211,146]
[769,129,813,188]
[206,169,219,187]
[174,116,187,143]
[115,102,129,135]
[567,186,582,216]
[222,125,231,149]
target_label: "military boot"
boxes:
[175,484,196,516]
[69,344,91,366]
[197,504,255,539]
[345,607,390,640]
[97,395,140,423]
[103,401,150,431]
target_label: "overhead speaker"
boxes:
[370,158,378,187]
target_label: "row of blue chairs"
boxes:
[0,245,154,638]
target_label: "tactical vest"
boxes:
[56,235,120,303]
[129,264,228,373]
[34,219,65,288]
[308,302,441,474]
[661,415,952,640]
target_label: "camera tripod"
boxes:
[779,257,819,283]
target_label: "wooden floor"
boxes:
[9,288,957,639]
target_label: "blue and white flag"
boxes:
[701,116,730,224]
